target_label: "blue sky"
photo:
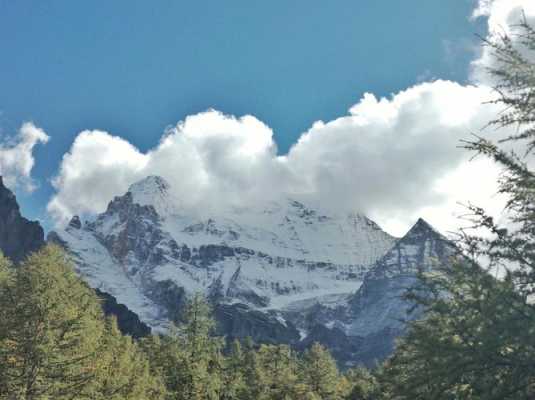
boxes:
[0,1,491,231]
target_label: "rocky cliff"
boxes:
[0,177,45,263]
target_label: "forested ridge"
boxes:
[1,17,535,400]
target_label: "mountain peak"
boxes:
[128,175,170,195]
[127,175,176,216]
[403,218,442,240]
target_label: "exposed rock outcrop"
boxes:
[0,177,45,263]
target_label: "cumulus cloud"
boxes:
[47,111,293,224]
[0,122,49,192]
[47,0,534,236]
[48,82,505,235]
[285,81,505,234]
[48,131,148,221]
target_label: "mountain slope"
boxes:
[292,218,457,366]
[50,175,453,365]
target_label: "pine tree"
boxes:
[140,333,185,399]
[343,367,379,400]
[253,344,300,400]
[0,245,106,399]
[220,340,247,400]
[301,342,341,400]
[142,293,223,400]
[0,252,14,395]
[95,318,166,399]
[238,337,265,400]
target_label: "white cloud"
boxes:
[47,0,534,236]
[0,122,49,192]
[47,111,292,225]
[47,82,507,236]
[47,130,148,222]
[285,81,506,234]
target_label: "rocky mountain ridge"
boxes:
[49,175,456,367]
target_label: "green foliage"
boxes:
[96,318,166,399]
[142,293,224,400]
[0,245,106,399]
[300,342,341,399]
[0,245,165,400]
[343,367,379,400]
[220,340,247,400]
[0,246,383,400]
[379,261,535,399]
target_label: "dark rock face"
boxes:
[0,177,45,263]
[89,192,163,264]
[68,215,82,230]
[95,288,151,338]
[149,280,187,323]
[215,303,300,345]
[297,325,363,366]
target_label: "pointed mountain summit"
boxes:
[368,217,452,279]
[127,175,176,216]
[128,175,170,198]
[0,176,45,263]
[399,217,444,243]
[343,218,456,364]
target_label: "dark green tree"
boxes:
[96,318,166,399]
[343,367,379,400]
[300,342,341,400]
[0,245,106,399]
[220,340,247,400]
[142,293,223,400]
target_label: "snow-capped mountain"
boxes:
[49,175,454,366]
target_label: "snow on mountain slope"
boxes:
[346,218,455,337]
[50,175,396,327]
[50,223,167,330]
[290,218,458,367]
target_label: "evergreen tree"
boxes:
[343,367,379,400]
[252,344,300,400]
[0,245,106,399]
[0,252,14,396]
[300,342,341,400]
[0,245,165,399]
[140,334,184,400]
[220,340,247,400]
[238,336,264,400]
[142,293,223,400]
[95,318,166,399]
